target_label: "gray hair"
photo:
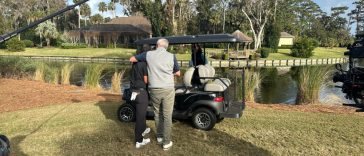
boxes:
[157,38,169,49]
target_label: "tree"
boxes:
[220,0,231,33]
[80,4,91,27]
[264,22,281,52]
[241,0,274,50]
[166,0,176,35]
[35,20,59,47]
[108,0,120,19]
[349,0,364,33]
[73,0,82,28]
[98,2,108,15]
[90,14,104,25]
[209,12,221,34]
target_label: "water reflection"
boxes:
[256,68,297,104]
[66,63,353,105]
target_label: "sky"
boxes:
[67,0,125,18]
[313,0,355,13]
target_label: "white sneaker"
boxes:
[142,127,150,137]
[135,138,150,149]
[157,137,163,144]
[163,141,173,151]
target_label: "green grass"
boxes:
[266,47,347,60]
[0,48,192,60]
[0,47,136,58]
[0,102,363,155]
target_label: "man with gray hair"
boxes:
[130,38,180,150]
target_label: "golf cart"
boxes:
[117,34,245,131]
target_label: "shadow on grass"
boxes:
[10,104,72,156]
[57,101,272,155]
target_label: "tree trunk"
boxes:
[39,35,42,48]
[46,38,50,47]
[78,9,81,28]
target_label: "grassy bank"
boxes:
[0,102,363,155]
[0,47,346,61]
[0,48,191,60]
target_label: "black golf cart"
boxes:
[117,34,245,131]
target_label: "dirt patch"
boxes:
[0,78,121,113]
[247,102,364,116]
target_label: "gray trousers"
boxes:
[149,88,175,145]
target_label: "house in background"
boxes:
[278,32,295,47]
[69,16,152,47]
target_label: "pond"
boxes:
[68,64,352,105]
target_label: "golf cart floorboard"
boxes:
[221,101,244,118]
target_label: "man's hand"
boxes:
[130,56,138,62]
[174,71,181,76]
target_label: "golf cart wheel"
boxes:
[117,104,135,122]
[192,108,217,131]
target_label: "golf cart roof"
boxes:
[134,34,244,45]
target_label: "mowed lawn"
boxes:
[266,47,347,60]
[0,102,363,155]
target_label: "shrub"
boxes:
[244,69,261,102]
[290,37,318,58]
[84,64,105,89]
[23,40,34,47]
[6,38,26,52]
[0,57,36,78]
[0,42,6,49]
[258,47,271,58]
[61,63,75,85]
[278,45,293,49]
[34,62,46,82]
[111,70,125,93]
[60,43,87,49]
[296,66,330,104]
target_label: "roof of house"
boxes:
[280,32,294,38]
[105,16,152,34]
[231,30,253,42]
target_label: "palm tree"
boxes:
[35,21,59,47]
[98,2,107,16]
[90,14,104,25]
[73,0,82,28]
[108,0,118,18]
[80,4,91,27]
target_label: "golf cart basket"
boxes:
[333,33,364,105]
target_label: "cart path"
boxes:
[0,78,121,113]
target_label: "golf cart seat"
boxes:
[175,67,195,94]
[197,65,231,92]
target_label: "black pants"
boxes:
[134,90,149,143]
